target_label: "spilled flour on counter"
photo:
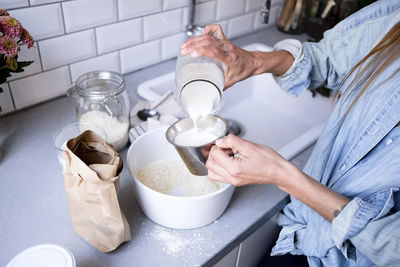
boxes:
[140,221,221,266]
[137,157,222,197]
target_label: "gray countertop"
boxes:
[0,27,312,266]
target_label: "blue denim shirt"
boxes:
[270,1,400,266]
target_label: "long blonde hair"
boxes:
[341,22,400,114]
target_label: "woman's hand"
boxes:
[206,134,350,222]
[180,25,261,89]
[180,24,295,89]
[206,134,291,186]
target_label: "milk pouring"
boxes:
[166,116,229,176]
[175,53,225,123]
[175,53,225,149]
[168,38,227,175]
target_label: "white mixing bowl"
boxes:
[127,126,235,229]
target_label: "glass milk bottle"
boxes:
[67,71,130,151]
[175,49,225,121]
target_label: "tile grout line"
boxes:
[4,0,76,11]
[93,28,99,57]
[67,64,73,83]
[36,41,45,73]
[116,0,120,21]
[117,50,122,74]
[59,2,68,35]
[7,82,17,111]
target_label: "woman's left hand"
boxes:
[206,134,290,187]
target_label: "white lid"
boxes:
[7,244,76,267]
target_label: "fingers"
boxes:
[206,147,237,184]
[180,37,229,64]
[182,37,221,56]
[180,24,225,51]
[208,144,235,166]
[215,134,253,155]
[203,24,226,40]
[207,169,228,183]
[206,146,247,186]
[181,33,210,50]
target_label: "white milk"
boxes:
[176,62,224,120]
[175,61,224,145]
[174,128,219,147]
[180,80,221,123]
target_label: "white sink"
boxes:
[137,43,334,160]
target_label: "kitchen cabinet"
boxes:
[212,213,280,267]
[214,246,239,267]
[236,214,280,267]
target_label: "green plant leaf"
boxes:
[0,69,12,84]
[11,60,34,73]
[0,86,3,114]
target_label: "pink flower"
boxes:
[21,28,34,48]
[0,9,9,16]
[0,35,19,58]
[0,16,23,38]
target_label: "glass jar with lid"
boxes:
[175,28,225,119]
[67,71,130,151]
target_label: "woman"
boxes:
[180,0,400,266]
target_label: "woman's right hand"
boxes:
[180,24,260,89]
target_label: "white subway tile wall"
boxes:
[39,30,97,70]
[9,4,65,40]
[10,66,71,109]
[0,83,14,113]
[227,13,254,39]
[30,0,60,5]
[161,32,186,60]
[194,1,216,26]
[1,0,28,9]
[120,40,161,74]
[216,0,245,21]
[62,0,117,33]
[245,0,263,13]
[163,0,190,10]
[118,0,162,20]
[0,0,283,114]
[96,18,143,54]
[143,9,182,41]
[70,52,120,81]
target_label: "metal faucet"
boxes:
[260,0,271,24]
[185,0,271,37]
[185,0,203,38]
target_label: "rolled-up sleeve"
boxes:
[272,39,312,96]
[332,188,400,265]
[272,0,400,97]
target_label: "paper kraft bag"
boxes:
[63,130,131,252]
